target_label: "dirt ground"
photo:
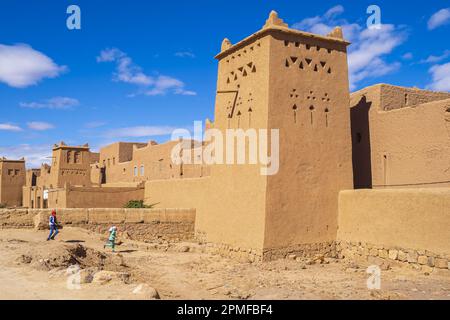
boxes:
[0,227,449,300]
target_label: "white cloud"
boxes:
[20,96,79,109]
[0,44,66,88]
[105,125,178,138]
[292,5,346,35]
[0,123,22,132]
[97,48,196,96]
[428,62,450,91]
[97,48,152,86]
[348,25,405,89]
[27,121,55,131]
[145,76,197,96]
[428,8,450,30]
[175,51,196,58]
[324,5,345,19]
[420,50,450,64]
[0,144,51,168]
[402,52,413,60]
[85,121,107,129]
[292,6,406,90]
[175,89,197,96]
[96,48,124,63]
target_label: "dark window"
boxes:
[74,151,81,164]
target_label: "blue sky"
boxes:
[0,0,449,167]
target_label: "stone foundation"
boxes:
[196,239,338,263]
[204,242,263,263]
[336,241,450,271]
[263,242,337,262]
[195,236,450,272]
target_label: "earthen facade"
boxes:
[0,158,25,207]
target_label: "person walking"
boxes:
[104,226,117,252]
[47,210,59,241]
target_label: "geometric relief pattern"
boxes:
[227,62,257,83]
[289,89,332,127]
[285,56,332,74]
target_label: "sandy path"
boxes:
[0,228,449,300]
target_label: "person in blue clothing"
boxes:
[104,226,117,252]
[47,209,59,241]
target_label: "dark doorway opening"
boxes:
[350,96,373,189]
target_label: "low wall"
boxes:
[0,209,35,228]
[0,208,196,242]
[337,189,450,269]
[49,186,145,209]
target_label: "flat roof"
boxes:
[0,158,25,163]
[215,25,350,60]
[52,145,90,151]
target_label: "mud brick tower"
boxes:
[202,11,354,259]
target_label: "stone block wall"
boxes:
[262,242,338,262]
[0,209,35,228]
[336,241,450,272]
[204,242,263,263]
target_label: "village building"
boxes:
[350,84,450,189]
[92,140,209,187]
[23,142,97,209]
[21,139,208,209]
[0,157,25,207]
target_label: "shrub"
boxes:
[123,200,158,209]
[0,203,6,209]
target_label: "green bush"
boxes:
[123,200,158,209]
[0,203,6,209]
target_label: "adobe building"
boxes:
[93,140,210,187]
[0,157,26,207]
[23,142,93,208]
[22,139,209,208]
[145,11,354,260]
[23,142,144,209]
[350,84,450,189]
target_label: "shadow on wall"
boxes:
[351,96,372,189]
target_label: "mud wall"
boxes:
[337,189,450,256]
[0,209,35,228]
[350,85,450,189]
[0,208,196,242]
[48,186,145,209]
